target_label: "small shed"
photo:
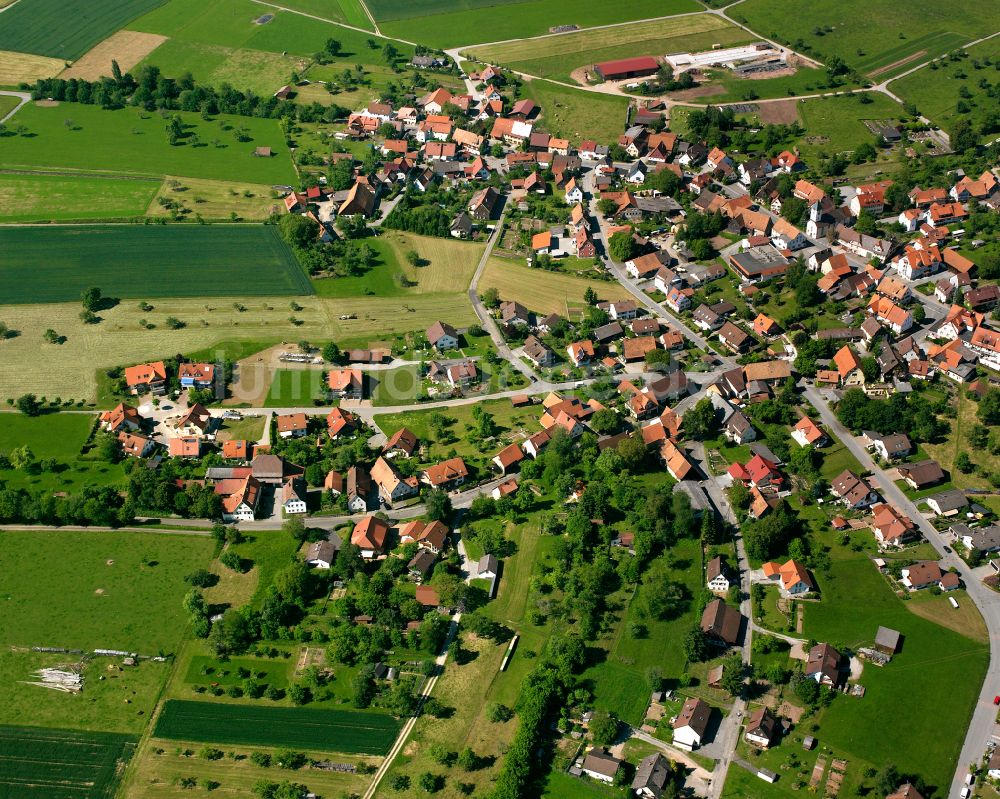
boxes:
[254,146,273,157]
[802,736,816,750]
[875,626,901,655]
[707,664,724,688]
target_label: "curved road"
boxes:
[0,90,30,124]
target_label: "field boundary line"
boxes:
[0,167,163,182]
[357,0,381,36]
[248,0,415,45]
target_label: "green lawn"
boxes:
[0,0,166,60]
[1,102,296,183]
[893,38,1000,139]
[543,770,626,799]
[378,0,701,47]
[818,431,864,481]
[802,542,987,789]
[0,412,128,492]
[0,529,215,652]
[521,79,630,147]
[733,0,1000,77]
[265,370,327,407]
[0,225,311,304]
[0,171,161,223]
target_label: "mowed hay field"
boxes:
[0,293,475,401]
[469,15,750,82]
[373,0,702,48]
[0,530,214,652]
[0,50,65,86]
[252,0,374,29]
[0,103,296,183]
[153,700,401,754]
[0,225,311,303]
[60,30,168,81]
[734,0,1000,77]
[0,0,167,60]
[0,725,137,799]
[0,172,161,222]
[480,256,631,317]
[146,176,283,221]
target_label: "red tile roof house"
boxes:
[492,443,525,475]
[900,561,950,591]
[399,519,449,554]
[791,416,828,448]
[567,340,595,367]
[169,436,201,459]
[383,427,418,458]
[100,403,143,434]
[222,439,252,460]
[422,457,469,489]
[124,361,167,395]
[326,407,358,439]
[276,413,309,439]
[327,368,364,400]
[426,320,459,350]
[118,431,154,458]
[178,362,215,389]
[351,515,390,559]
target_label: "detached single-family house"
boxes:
[805,643,841,686]
[422,457,469,489]
[706,556,730,592]
[276,413,309,439]
[124,361,167,395]
[672,698,711,751]
[281,478,308,515]
[179,362,215,389]
[580,750,622,784]
[351,515,390,559]
[745,707,780,749]
[701,598,742,646]
[791,416,827,448]
[427,320,459,350]
[370,456,420,505]
[897,459,945,490]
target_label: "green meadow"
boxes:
[0,171,161,222]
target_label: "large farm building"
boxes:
[594,56,660,81]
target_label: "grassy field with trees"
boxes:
[733,0,999,77]
[0,102,296,183]
[520,79,630,145]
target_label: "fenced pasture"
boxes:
[0,0,167,60]
[153,700,402,754]
[0,225,311,304]
[0,724,136,799]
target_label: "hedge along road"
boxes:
[0,224,313,303]
[152,700,402,754]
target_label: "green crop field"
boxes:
[0,172,161,223]
[0,103,296,183]
[267,0,374,29]
[153,700,402,753]
[0,0,166,60]
[0,725,137,799]
[0,225,311,304]
[469,15,750,82]
[893,38,1000,137]
[734,0,1000,78]
[0,530,214,652]
[375,0,701,48]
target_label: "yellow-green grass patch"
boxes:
[0,170,161,222]
[923,390,999,491]
[480,255,631,317]
[146,176,283,220]
[123,738,375,799]
[0,49,65,85]
[906,589,987,643]
[377,634,516,799]
[61,30,168,81]
[0,650,171,734]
